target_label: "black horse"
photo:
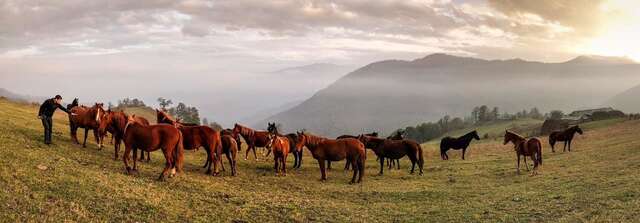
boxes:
[440,130,480,160]
[549,125,583,152]
[267,123,303,169]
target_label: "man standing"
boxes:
[38,95,73,145]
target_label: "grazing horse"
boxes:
[266,134,290,176]
[359,135,424,176]
[68,99,105,149]
[266,123,303,169]
[232,123,270,161]
[157,109,223,175]
[98,110,151,161]
[503,130,543,175]
[549,125,583,152]
[295,131,366,184]
[440,130,481,160]
[123,115,184,181]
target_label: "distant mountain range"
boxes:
[0,88,46,103]
[261,54,640,137]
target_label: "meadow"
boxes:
[0,98,638,222]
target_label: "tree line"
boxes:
[108,97,221,129]
[400,105,547,143]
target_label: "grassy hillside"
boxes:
[425,118,544,145]
[1,98,639,222]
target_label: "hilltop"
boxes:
[262,54,640,137]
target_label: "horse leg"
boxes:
[82,128,89,148]
[344,159,350,171]
[252,145,258,161]
[357,156,365,183]
[516,154,521,174]
[523,156,530,171]
[396,159,401,170]
[225,151,234,176]
[410,157,416,174]
[319,159,327,181]
[282,155,287,176]
[378,157,384,176]
[70,124,79,144]
[462,148,466,160]
[563,141,567,152]
[231,149,238,176]
[349,157,358,184]
[158,149,172,181]
[274,156,279,176]
[132,148,139,173]
[568,140,572,152]
[146,151,151,162]
[327,161,332,170]
[93,129,102,150]
[297,150,303,169]
[114,137,121,160]
[123,145,132,174]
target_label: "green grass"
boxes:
[1,98,639,222]
[116,106,157,124]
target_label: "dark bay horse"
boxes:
[549,125,583,152]
[440,130,481,160]
[233,123,270,161]
[295,131,366,184]
[98,110,151,161]
[123,115,184,181]
[266,123,303,169]
[384,130,406,169]
[504,130,543,175]
[157,109,222,176]
[68,99,105,149]
[359,135,424,176]
[266,134,290,176]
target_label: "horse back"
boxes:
[221,135,237,153]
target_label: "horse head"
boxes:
[471,130,481,140]
[98,110,113,136]
[295,131,307,151]
[574,125,583,135]
[503,130,523,146]
[267,122,278,135]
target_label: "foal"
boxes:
[266,134,290,176]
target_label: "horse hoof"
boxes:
[419,173,424,176]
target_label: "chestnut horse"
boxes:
[266,123,303,169]
[440,130,481,160]
[295,131,366,184]
[98,110,151,161]
[503,130,543,175]
[68,99,105,149]
[266,134,290,176]
[219,135,239,176]
[335,132,378,170]
[157,109,223,175]
[123,115,184,181]
[358,135,424,176]
[232,123,270,161]
[549,125,583,152]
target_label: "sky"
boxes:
[1,0,640,126]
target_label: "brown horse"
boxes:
[123,115,184,181]
[549,125,583,152]
[503,130,543,175]
[68,100,105,149]
[232,123,270,161]
[157,109,223,175]
[266,134,290,176]
[219,135,239,176]
[335,132,378,170]
[266,123,303,169]
[98,110,151,161]
[384,130,406,169]
[295,131,366,184]
[358,135,424,176]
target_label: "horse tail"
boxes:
[548,134,555,147]
[535,138,543,166]
[417,142,424,169]
[174,131,184,173]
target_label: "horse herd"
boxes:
[62,99,584,183]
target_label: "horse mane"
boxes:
[461,130,477,139]
[234,123,256,138]
[304,133,327,146]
